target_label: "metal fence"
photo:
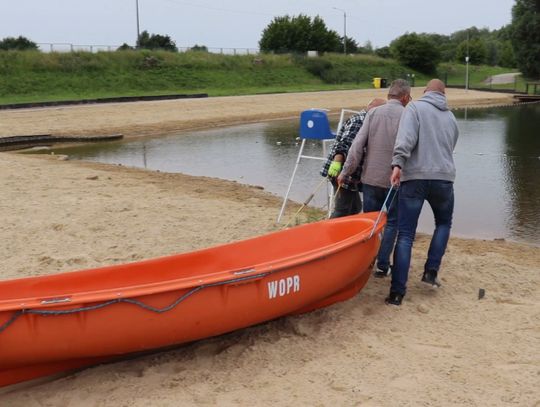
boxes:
[37,43,259,55]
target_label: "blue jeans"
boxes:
[330,180,362,218]
[392,180,454,295]
[362,184,398,272]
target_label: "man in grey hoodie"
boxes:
[387,79,459,306]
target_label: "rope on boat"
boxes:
[282,177,328,228]
[0,272,270,336]
[369,185,398,239]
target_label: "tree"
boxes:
[117,43,134,51]
[337,37,359,54]
[310,16,341,53]
[356,40,373,54]
[259,15,341,53]
[390,33,440,73]
[259,16,292,53]
[511,0,540,77]
[190,45,208,52]
[137,30,177,52]
[455,38,488,65]
[382,23,522,68]
[375,46,391,59]
[0,36,38,51]
[485,40,499,66]
[498,41,516,67]
[418,33,455,61]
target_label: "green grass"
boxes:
[0,50,524,104]
[0,50,419,104]
[0,51,324,103]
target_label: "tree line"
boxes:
[386,26,515,74]
[258,0,538,77]
[1,0,538,77]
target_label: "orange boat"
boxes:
[0,212,385,388]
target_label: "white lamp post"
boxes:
[333,7,347,54]
[465,32,469,91]
[465,56,469,91]
[135,0,140,46]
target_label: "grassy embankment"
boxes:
[0,50,520,105]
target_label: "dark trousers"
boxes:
[392,180,454,295]
[362,184,398,271]
[330,180,362,218]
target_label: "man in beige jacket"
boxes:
[338,79,411,278]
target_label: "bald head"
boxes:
[425,79,446,94]
[367,98,386,111]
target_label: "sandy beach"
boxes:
[0,88,538,406]
[0,88,516,138]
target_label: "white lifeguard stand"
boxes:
[277,108,364,223]
[277,109,336,223]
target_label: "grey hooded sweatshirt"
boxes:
[392,91,459,182]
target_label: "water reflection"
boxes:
[503,104,540,240]
[27,105,540,244]
[451,104,540,243]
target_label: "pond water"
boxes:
[29,103,540,245]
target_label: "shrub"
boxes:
[137,30,177,52]
[0,36,38,51]
[391,33,441,74]
[117,43,134,51]
[190,45,208,52]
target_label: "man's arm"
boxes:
[337,113,370,186]
[341,113,370,177]
[392,104,419,169]
[390,165,402,186]
[333,112,365,158]
[328,113,365,178]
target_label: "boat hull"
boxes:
[0,212,385,387]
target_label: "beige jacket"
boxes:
[342,99,404,188]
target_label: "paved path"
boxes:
[484,72,521,84]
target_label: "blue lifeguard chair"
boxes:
[277,109,336,223]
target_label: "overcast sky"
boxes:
[0,0,515,51]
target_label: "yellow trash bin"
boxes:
[373,77,381,89]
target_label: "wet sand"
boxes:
[0,89,538,406]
